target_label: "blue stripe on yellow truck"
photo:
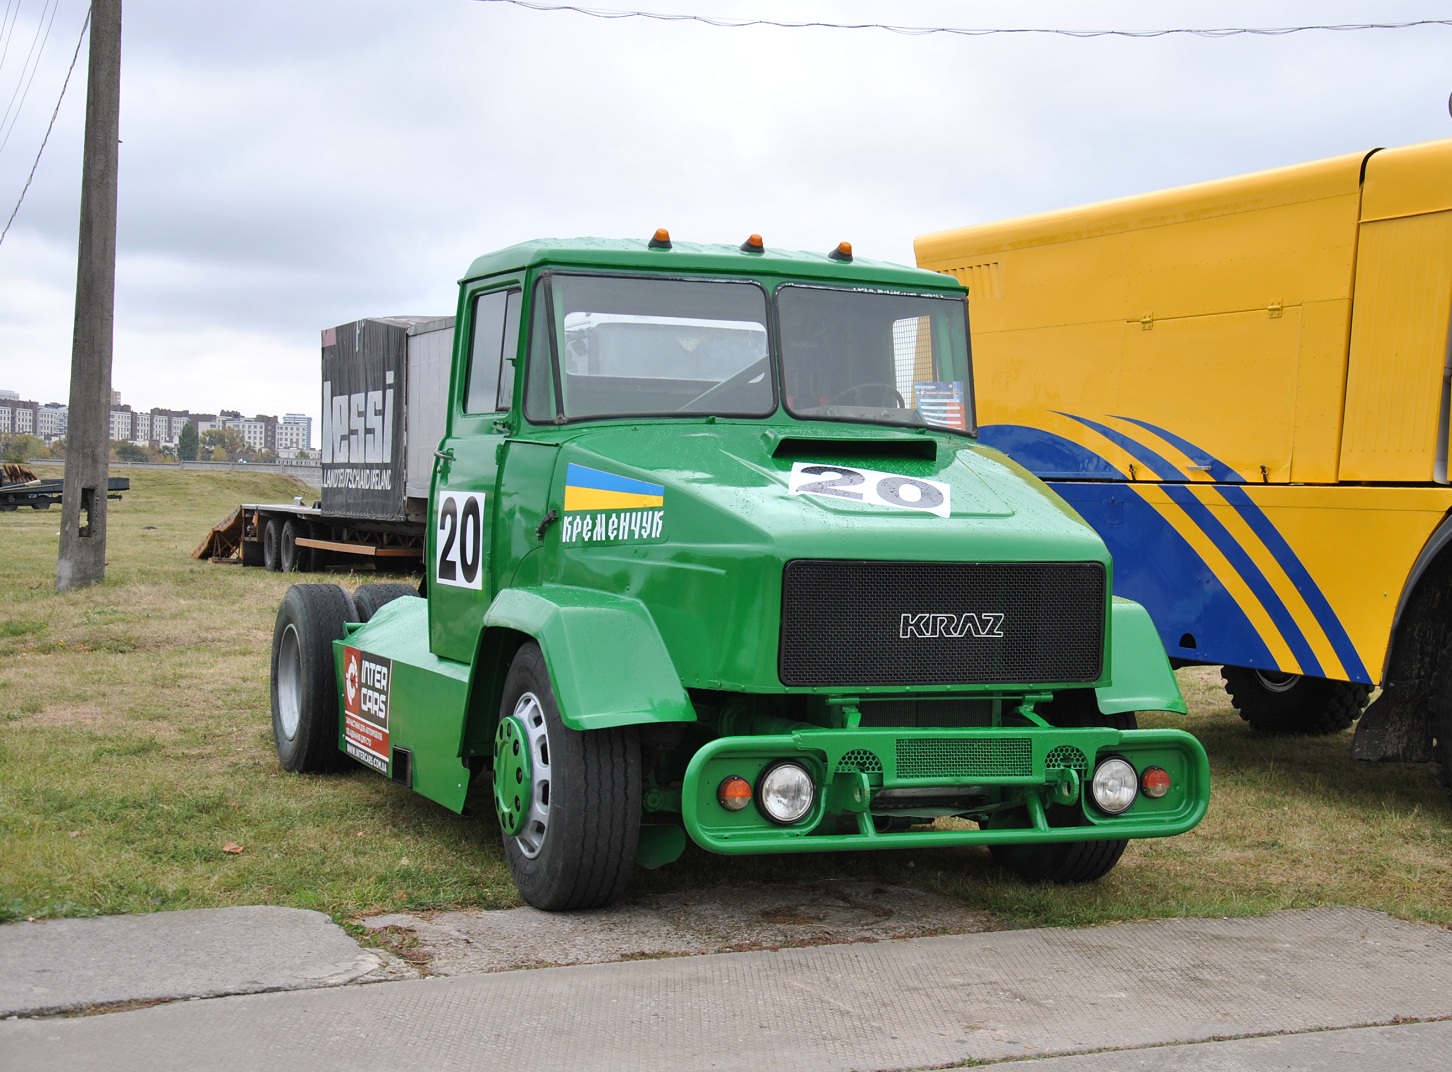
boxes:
[981,421,1452,684]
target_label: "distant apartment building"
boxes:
[5,386,311,456]
[275,420,309,454]
[0,397,40,435]
[282,413,312,450]
[109,405,134,442]
[38,403,67,439]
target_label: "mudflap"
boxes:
[1352,689,1434,763]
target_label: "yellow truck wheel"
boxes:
[1222,667,1369,736]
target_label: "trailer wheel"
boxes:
[353,583,420,623]
[987,703,1133,884]
[494,641,641,910]
[270,584,357,773]
[263,518,283,571]
[1221,666,1370,735]
[280,519,311,573]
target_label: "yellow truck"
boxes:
[915,137,1452,789]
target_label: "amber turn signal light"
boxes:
[718,775,753,811]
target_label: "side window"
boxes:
[524,286,555,422]
[464,289,519,414]
[497,291,521,410]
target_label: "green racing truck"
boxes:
[270,232,1210,910]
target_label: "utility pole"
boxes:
[57,0,122,591]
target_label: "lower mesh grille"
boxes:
[779,560,1106,687]
[895,737,1033,779]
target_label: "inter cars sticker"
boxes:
[561,463,666,546]
[788,462,951,518]
[435,491,487,590]
[343,647,391,775]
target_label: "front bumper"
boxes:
[680,724,1209,854]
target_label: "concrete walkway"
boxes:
[2,905,1450,1070]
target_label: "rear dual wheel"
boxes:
[270,584,357,772]
[493,642,641,910]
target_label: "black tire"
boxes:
[270,584,357,773]
[262,518,283,572]
[494,642,641,910]
[988,697,1133,884]
[280,519,311,573]
[353,583,420,623]
[1426,641,1452,793]
[1221,666,1370,735]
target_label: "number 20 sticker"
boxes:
[435,492,487,589]
[788,462,951,518]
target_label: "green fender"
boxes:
[482,585,696,730]
[1096,597,1187,715]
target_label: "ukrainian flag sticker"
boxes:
[561,463,666,545]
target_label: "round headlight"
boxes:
[756,761,816,824]
[1091,757,1138,815]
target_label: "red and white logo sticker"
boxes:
[342,646,391,775]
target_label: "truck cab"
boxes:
[270,233,1209,910]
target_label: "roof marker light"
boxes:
[648,228,673,250]
[827,240,853,262]
[740,234,765,253]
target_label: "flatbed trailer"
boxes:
[0,473,129,511]
[194,500,423,572]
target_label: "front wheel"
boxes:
[1221,666,1370,735]
[494,642,641,910]
[987,702,1133,884]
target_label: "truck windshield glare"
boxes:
[523,273,975,432]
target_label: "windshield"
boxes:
[525,274,773,422]
[524,272,973,433]
[778,285,973,433]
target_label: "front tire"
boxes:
[270,584,357,773]
[988,698,1133,884]
[494,642,641,910]
[1221,666,1370,735]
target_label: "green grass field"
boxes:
[1,467,1449,928]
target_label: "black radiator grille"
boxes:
[779,560,1105,687]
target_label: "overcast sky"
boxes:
[0,0,1449,434]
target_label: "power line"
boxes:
[470,0,1452,39]
[0,0,64,160]
[0,5,86,250]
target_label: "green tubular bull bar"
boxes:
[681,723,1210,853]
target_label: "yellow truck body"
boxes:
[916,138,1452,766]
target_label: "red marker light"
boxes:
[1141,767,1171,798]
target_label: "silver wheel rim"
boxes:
[511,691,551,859]
[1255,670,1299,694]
[277,622,302,739]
